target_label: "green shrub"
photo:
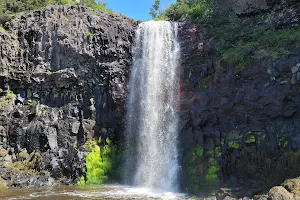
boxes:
[221,25,300,70]
[0,0,113,25]
[162,0,213,22]
[81,0,113,14]
[163,0,190,20]
[77,176,85,185]
[17,149,28,161]
[149,0,161,19]
[13,151,43,172]
[85,141,108,184]
[153,14,168,21]
[26,151,43,171]
[78,138,120,185]
[162,0,300,70]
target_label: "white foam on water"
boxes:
[25,185,187,199]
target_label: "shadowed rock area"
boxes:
[176,1,300,198]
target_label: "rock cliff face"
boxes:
[214,0,299,15]
[0,5,136,187]
[177,1,300,198]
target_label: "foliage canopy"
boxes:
[149,0,160,19]
[159,0,300,70]
[0,0,112,26]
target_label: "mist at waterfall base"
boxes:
[124,20,181,193]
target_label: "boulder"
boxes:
[282,178,300,193]
[268,186,294,200]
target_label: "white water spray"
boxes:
[125,21,180,192]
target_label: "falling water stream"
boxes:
[125,21,180,192]
[0,21,204,200]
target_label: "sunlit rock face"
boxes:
[0,5,136,187]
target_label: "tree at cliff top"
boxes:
[161,0,213,22]
[149,0,161,19]
[0,0,111,25]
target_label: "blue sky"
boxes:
[102,0,177,20]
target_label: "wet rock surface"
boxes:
[0,5,135,187]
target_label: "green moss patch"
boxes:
[228,141,240,149]
[187,145,204,192]
[245,135,256,144]
[205,160,219,186]
[26,101,37,109]
[0,90,15,105]
[221,26,300,70]
[78,138,120,185]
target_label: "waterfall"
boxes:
[124,21,180,192]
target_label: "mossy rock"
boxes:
[244,135,256,144]
[26,100,38,110]
[227,140,240,149]
[0,90,16,105]
[0,147,7,157]
[205,160,219,186]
